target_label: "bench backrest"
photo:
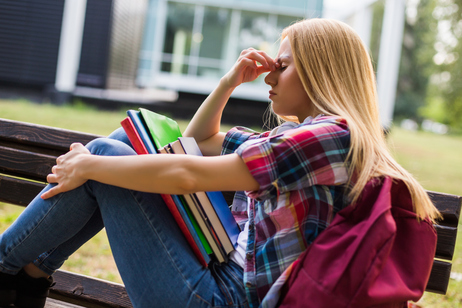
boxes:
[0,118,460,301]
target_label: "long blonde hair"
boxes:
[281,18,440,222]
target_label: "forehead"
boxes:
[276,37,293,60]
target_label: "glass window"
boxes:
[238,11,274,53]
[199,7,231,60]
[161,3,195,74]
[159,1,306,82]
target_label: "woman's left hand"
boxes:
[41,143,91,199]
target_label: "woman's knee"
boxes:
[86,138,136,157]
[107,127,132,146]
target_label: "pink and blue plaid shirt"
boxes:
[221,115,352,307]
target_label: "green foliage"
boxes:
[394,0,438,121]
[419,96,449,123]
[432,0,462,130]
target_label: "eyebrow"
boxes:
[276,55,291,63]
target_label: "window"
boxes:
[160,1,304,81]
[137,0,320,99]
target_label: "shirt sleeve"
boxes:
[221,126,270,155]
[235,117,351,200]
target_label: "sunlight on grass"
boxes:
[388,126,462,196]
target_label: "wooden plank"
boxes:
[0,118,99,151]
[428,191,461,226]
[434,224,458,260]
[0,174,45,207]
[50,270,133,308]
[0,146,56,181]
[426,259,452,294]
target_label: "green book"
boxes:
[139,108,182,149]
[179,196,213,255]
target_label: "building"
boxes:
[137,0,323,101]
[0,0,323,105]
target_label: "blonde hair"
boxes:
[280,18,440,222]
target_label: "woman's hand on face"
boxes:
[222,48,277,88]
[41,143,91,199]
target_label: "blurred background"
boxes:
[0,0,461,131]
[0,0,461,307]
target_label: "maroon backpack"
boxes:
[278,177,436,308]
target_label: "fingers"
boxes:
[239,48,276,71]
[70,142,85,151]
[47,168,58,183]
[41,186,61,199]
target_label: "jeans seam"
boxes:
[211,263,234,306]
[32,249,58,276]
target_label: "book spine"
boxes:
[120,117,148,154]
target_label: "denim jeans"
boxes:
[0,128,249,308]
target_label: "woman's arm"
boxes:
[184,48,276,156]
[41,143,259,199]
[41,49,275,199]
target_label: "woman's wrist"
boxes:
[219,75,238,92]
[76,153,99,182]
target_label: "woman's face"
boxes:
[265,37,312,122]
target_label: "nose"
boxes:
[265,70,277,86]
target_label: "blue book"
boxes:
[176,137,240,252]
[127,110,157,154]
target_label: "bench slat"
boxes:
[425,260,452,294]
[0,118,99,151]
[428,191,461,226]
[50,270,132,308]
[435,224,458,260]
[0,175,46,207]
[0,146,56,181]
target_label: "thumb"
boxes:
[70,142,84,151]
[41,185,61,200]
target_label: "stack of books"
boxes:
[121,108,240,267]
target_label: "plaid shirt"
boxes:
[221,115,351,307]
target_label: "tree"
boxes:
[393,0,439,121]
[437,0,462,130]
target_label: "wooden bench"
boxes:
[0,118,461,306]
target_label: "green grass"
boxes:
[388,127,462,196]
[0,99,461,306]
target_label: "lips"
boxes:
[269,91,276,99]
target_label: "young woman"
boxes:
[0,19,439,308]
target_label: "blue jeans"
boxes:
[0,128,248,308]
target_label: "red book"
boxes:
[120,117,148,154]
[121,116,209,267]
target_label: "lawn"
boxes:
[0,99,461,306]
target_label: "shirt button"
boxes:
[246,253,252,260]
[245,282,252,288]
